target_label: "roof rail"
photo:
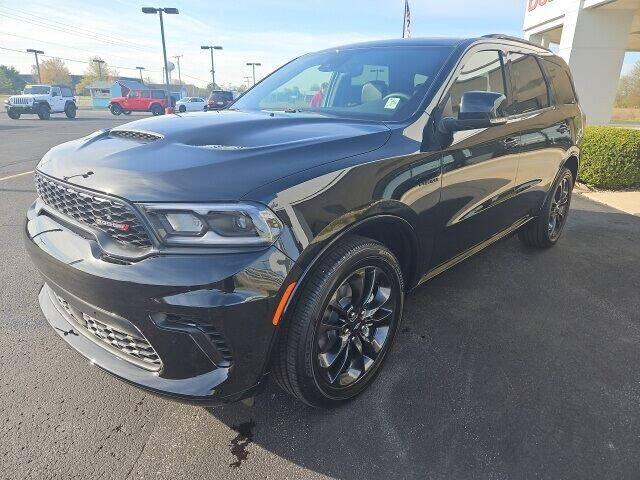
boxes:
[481,34,550,51]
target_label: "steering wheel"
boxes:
[382,92,411,102]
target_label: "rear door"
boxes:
[431,48,522,266]
[50,87,65,112]
[506,52,567,214]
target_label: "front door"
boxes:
[430,49,522,267]
[50,87,65,112]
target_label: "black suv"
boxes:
[205,90,234,110]
[25,36,584,408]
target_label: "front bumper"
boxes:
[25,199,298,404]
[6,104,37,113]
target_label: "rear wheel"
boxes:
[150,104,163,116]
[109,103,122,116]
[519,167,573,248]
[64,102,76,119]
[273,235,404,408]
[7,108,20,119]
[37,103,50,120]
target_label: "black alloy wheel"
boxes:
[548,174,571,241]
[273,235,404,408]
[110,103,122,116]
[315,266,396,388]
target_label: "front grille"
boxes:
[11,97,30,105]
[55,294,162,371]
[35,173,152,248]
[110,130,162,142]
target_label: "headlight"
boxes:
[139,203,283,247]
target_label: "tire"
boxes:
[64,103,76,119]
[178,105,186,113]
[37,103,50,120]
[150,104,163,116]
[110,103,122,116]
[273,235,404,408]
[7,108,20,120]
[123,110,132,115]
[518,167,574,248]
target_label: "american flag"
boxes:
[403,0,411,38]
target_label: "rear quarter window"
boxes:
[543,59,577,105]
[151,90,166,99]
[61,87,73,97]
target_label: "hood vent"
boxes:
[110,129,163,143]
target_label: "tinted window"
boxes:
[509,53,549,114]
[443,50,506,117]
[61,87,73,97]
[543,60,576,105]
[233,46,454,121]
[151,90,166,99]
[211,91,233,101]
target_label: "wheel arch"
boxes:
[563,154,579,184]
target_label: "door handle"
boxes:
[502,137,519,149]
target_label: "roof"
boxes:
[116,79,147,90]
[86,81,112,89]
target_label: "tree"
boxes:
[75,57,119,94]
[0,65,26,94]
[31,57,71,85]
[615,61,640,108]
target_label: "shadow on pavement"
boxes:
[206,204,640,480]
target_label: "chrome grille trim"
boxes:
[54,293,163,371]
[35,173,153,248]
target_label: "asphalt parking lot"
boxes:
[1,110,639,480]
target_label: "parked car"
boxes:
[176,96,206,113]
[205,90,234,110]
[25,35,584,408]
[109,89,168,116]
[4,84,76,120]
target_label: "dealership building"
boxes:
[524,0,640,124]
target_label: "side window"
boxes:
[141,91,150,98]
[542,60,577,105]
[51,87,61,97]
[443,50,506,117]
[61,87,73,97]
[508,53,549,114]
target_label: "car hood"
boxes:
[36,110,391,202]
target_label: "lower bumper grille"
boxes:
[54,294,162,371]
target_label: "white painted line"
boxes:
[0,170,34,181]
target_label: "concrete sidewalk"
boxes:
[574,183,640,217]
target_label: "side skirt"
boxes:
[417,215,534,286]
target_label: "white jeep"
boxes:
[4,84,77,120]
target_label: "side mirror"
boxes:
[439,91,507,134]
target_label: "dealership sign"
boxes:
[528,0,554,12]
[524,0,567,30]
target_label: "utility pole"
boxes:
[172,55,182,84]
[142,7,179,92]
[246,62,261,85]
[201,45,222,89]
[93,58,105,79]
[136,66,145,84]
[26,49,44,83]
[243,76,252,89]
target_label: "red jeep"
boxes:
[109,89,168,116]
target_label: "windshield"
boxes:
[233,46,454,121]
[23,85,50,94]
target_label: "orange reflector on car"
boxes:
[272,282,296,326]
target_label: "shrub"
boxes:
[579,126,640,189]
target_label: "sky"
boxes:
[0,0,636,88]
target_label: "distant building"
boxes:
[86,80,112,108]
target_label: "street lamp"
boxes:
[136,66,145,84]
[201,45,222,89]
[93,58,105,79]
[141,7,179,93]
[246,62,261,86]
[26,49,44,83]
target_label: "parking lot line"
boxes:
[0,170,34,181]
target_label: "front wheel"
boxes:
[64,103,76,119]
[7,108,20,119]
[37,103,50,120]
[519,167,574,248]
[109,103,122,116]
[273,235,404,408]
[178,105,186,113]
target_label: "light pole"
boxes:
[26,49,44,83]
[142,7,179,92]
[93,59,105,79]
[136,66,145,84]
[201,45,222,89]
[243,76,252,89]
[246,62,261,86]
[172,55,182,84]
